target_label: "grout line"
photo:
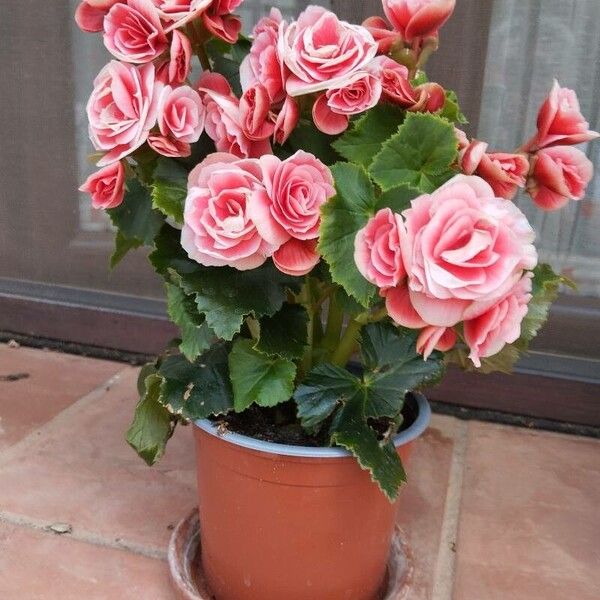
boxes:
[0,367,132,467]
[431,419,469,600]
[0,510,167,561]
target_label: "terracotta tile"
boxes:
[396,414,462,599]
[0,344,122,450]
[0,367,197,551]
[454,422,600,600]
[0,522,177,600]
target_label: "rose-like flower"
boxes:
[152,0,211,28]
[383,0,456,43]
[104,0,168,64]
[312,71,382,134]
[273,96,300,145]
[199,72,272,158]
[410,82,446,113]
[476,152,530,200]
[79,162,126,209]
[240,12,287,104]
[87,61,162,166]
[527,146,593,211]
[239,84,275,141]
[162,30,192,84]
[362,16,402,55]
[248,151,335,247]
[458,139,488,175]
[273,238,321,276]
[399,175,537,327]
[525,80,600,150]
[158,85,205,143]
[464,273,533,367]
[279,6,378,97]
[148,133,191,157]
[354,208,406,289]
[416,326,456,359]
[182,153,277,270]
[370,56,416,107]
[75,0,122,32]
[202,0,243,44]
[381,285,426,328]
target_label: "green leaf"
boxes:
[205,37,251,97]
[150,224,199,278]
[318,162,377,306]
[255,303,309,360]
[294,363,361,430]
[330,393,406,501]
[370,113,458,193]
[151,158,188,223]
[107,179,164,244]
[158,345,233,420]
[229,339,296,411]
[360,323,444,419]
[179,262,303,340]
[126,374,174,466]
[438,89,468,124]
[110,230,142,268]
[332,104,404,168]
[376,184,421,214]
[166,284,213,362]
[285,119,341,165]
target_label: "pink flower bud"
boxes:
[383,0,456,43]
[416,326,456,359]
[79,162,126,209]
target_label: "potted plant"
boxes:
[75,0,598,598]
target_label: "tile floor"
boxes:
[0,342,598,599]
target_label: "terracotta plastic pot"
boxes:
[193,393,431,600]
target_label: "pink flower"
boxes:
[458,139,488,175]
[398,175,537,327]
[239,85,275,141]
[464,273,533,367]
[362,16,402,54]
[312,71,382,134]
[198,73,272,158]
[182,153,277,270]
[273,96,300,145]
[87,61,162,166]
[273,238,321,276]
[382,285,426,328]
[370,56,416,107]
[525,80,600,150]
[104,0,168,64]
[416,326,456,359]
[476,152,530,200]
[148,134,191,157]
[279,6,378,97]
[162,30,192,84]
[410,82,445,113]
[248,151,335,246]
[75,0,122,32]
[152,0,211,28]
[383,0,456,43]
[79,162,126,209]
[527,146,593,211]
[240,13,287,104]
[158,85,205,143]
[455,127,469,151]
[354,208,406,289]
[202,0,243,44]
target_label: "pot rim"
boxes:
[194,393,431,458]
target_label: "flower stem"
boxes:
[322,292,344,356]
[330,318,363,367]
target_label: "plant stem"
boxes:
[301,276,315,374]
[330,318,363,367]
[322,292,344,356]
[245,316,260,341]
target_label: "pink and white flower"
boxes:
[273,96,300,145]
[103,0,168,63]
[79,162,126,209]
[148,134,191,157]
[182,153,277,270]
[464,273,533,367]
[383,0,456,42]
[475,152,530,200]
[202,0,243,44]
[273,238,321,276]
[370,56,416,107]
[416,326,456,359]
[156,30,192,84]
[354,208,406,289]
[239,84,275,141]
[75,0,122,32]
[152,0,211,27]
[279,6,378,97]
[158,85,205,143]
[87,61,162,165]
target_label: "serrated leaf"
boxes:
[318,163,377,306]
[294,363,361,430]
[438,89,468,124]
[126,374,174,466]
[150,224,199,277]
[151,158,188,223]
[229,339,296,411]
[370,113,458,193]
[256,304,309,360]
[158,345,233,419]
[332,105,404,168]
[110,230,142,268]
[285,118,341,165]
[376,184,421,213]
[205,37,251,96]
[107,179,164,244]
[166,284,213,361]
[330,393,406,501]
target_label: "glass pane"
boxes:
[477,0,600,298]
